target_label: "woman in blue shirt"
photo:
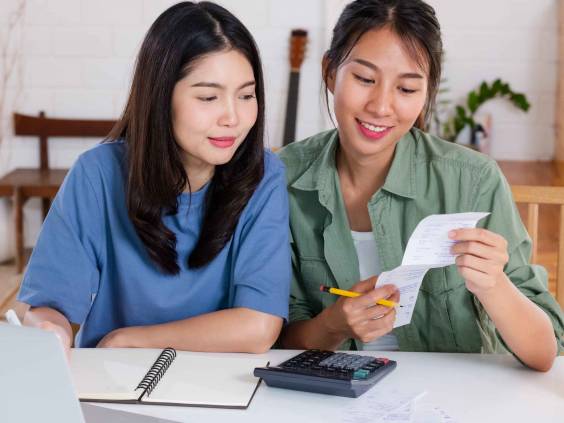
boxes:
[19,2,290,353]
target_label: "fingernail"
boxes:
[448,230,456,238]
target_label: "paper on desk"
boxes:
[412,403,457,423]
[377,212,489,328]
[379,400,416,422]
[340,388,426,423]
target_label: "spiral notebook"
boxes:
[70,348,267,409]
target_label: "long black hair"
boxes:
[108,1,265,274]
[323,0,443,129]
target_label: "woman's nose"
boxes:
[365,86,393,117]
[218,100,239,127]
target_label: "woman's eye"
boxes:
[399,87,417,94]
[240,94,256,100]
[198,96,217,102]
[353,73,374,84]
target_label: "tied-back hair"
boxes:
[323,0,443,130]
[108,1,265,274]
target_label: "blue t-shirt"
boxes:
[18,141,291,347]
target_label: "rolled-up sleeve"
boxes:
[472,161,564,354]
[288,232,316,323]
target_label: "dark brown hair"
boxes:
[323,0,443,129]
[108,1,265,274]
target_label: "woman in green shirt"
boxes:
[278,0,563,371]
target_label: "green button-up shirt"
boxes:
[278,128,564,353]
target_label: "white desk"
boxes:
[95,350,564,423]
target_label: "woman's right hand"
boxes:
[37,321,72,353]
[322,277,399,344]
[24,307,73,360]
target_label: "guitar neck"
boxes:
[282,71,301,146]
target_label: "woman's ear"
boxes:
[322,53,336,94]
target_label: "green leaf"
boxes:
[456,106,467,119]
[492,79,502,93]
[500,82,510,95]
[467,92,480,114]
[510,93,531,111]
[453,115,466,134]
[479,82,489,102]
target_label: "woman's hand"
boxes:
[323,277,399,343]
[449,228,509,296]
[23,307,73,360]
[37,320,73,359]
[97,327,138,348]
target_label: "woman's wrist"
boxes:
[98,326,145,348]
[318,306,348,347]
[471,273,512,307]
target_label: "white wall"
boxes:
[0,0,559,260]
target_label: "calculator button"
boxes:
[352,369,369,379]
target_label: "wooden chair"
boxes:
[511,185,564,308]
[0,112,116,273]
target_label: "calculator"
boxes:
[254,350,396,398]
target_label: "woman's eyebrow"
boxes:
[190,80,256,89]
[352,58,424,79]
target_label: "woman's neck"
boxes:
[182,154,215,193]
[336,142,396,195]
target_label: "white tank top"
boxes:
[351,230,399,351]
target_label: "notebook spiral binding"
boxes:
[135,347,177,397]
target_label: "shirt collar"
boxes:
[290,129,339,192]
[290,128,417,199]
[380,130,417,199]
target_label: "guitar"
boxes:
[282,29,308,146]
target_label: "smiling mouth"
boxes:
[356,118,392,133]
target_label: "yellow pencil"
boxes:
[319,285,401,308]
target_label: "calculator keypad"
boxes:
[279,350,389,380]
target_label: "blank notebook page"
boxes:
[71,348,167,401]
[145,353,267,407]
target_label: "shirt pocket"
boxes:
[419,267,448,295]
[419,265,465,295]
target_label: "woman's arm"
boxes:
[451,228,557,371]
[97,308,283,353]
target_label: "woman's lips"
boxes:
[208,136,236,148]
[356,119,393,141]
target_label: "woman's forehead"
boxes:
[183,50,254,83]
[347,27,430,76]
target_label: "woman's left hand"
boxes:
[97,327,137,348]
[449,228,509,295]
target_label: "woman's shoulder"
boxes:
[263,148,285,173]
[237,150,288,219]
[256,149,287,192]
[78,139,126,167]
[64,139,128,197]
[411,128,497,173]
[74,139,127,179]
[276,129,338,183]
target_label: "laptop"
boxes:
[0,323,178,423]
